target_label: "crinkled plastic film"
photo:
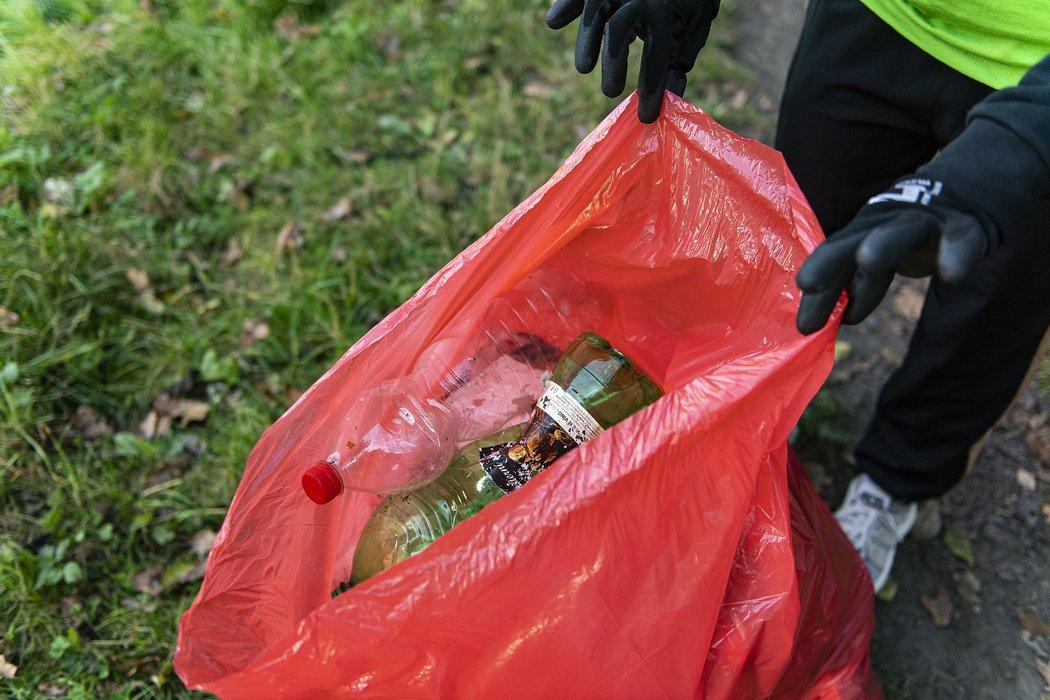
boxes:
[174,94,881,699]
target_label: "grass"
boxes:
[0,0,769,696]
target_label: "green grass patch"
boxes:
[0,0,767,695]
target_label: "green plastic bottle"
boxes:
[347,332,662,586]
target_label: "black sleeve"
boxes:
[918,51,1050,242]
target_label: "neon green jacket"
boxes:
[859,0,1050,88]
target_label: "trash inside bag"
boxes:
[174,93,880,699]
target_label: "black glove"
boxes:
[796,176,998,335]
[545,0,720,123]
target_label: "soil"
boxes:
[729,2,1050,697]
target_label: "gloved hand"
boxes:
[796,176,998,335]
[545,0,720,123]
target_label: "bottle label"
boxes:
[479,382,603,494]
[535,381,604,445]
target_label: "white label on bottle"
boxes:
[536,381,604,446]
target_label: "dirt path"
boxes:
[728,2,1050,697]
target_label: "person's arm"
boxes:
[796,52,1050,334]
[545,0,720,123]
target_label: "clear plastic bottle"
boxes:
[346,332,662,585]
[302,274,601,501]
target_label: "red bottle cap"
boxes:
[302,461,343,504]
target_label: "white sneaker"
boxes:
[835,473,918,593]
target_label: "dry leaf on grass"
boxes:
[920,585,953,627]
[132,565,164,597]
[274,220,303,256]
[319,196,351,222]
[139,410,171,440]
[69,405,113,440]
[43,177,74,205]
[1043,503,1050,525]
[190,530,217,558]
[219,238,243,267]
[126,268,151,294]
[241,318,271,347]
[153,393,210,426]
[0,307,19,327]
[273,13,320,42]
[207,154,235,175]
[0,654,16,678]
[523,81,556,99]
[143,455,189,490]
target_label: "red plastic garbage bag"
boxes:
[174,93,880,698]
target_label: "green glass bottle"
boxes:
[347,332,662,586]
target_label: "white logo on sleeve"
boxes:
[867,178,944,206]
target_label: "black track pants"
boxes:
[775,0,1050,501]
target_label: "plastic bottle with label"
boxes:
[345,332,662,585]
[301,276,601,500]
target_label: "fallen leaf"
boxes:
[319,196,351,222]
[273,13,320,42]
[729,88,749,110]
[876,577,898,602]
[69,405,113,441]
[132,565,163,596]
[464,56,486,71]
[1017,468,1038,492]
[331,147,370,165]
[126,268,151,294]
[0,654,16,678]
[274,220,303,256]
[954,570,981,609]
[523,81,556,99]
[219,238,243,267]
[920,585,953,627]
[891,284,925,321]
[137,289,167,315]
[190,530,217,558]
[207,154,235,175]
[833,340,852,362]
[1027,426,1050,463]
[226,179,252,210]
[945,529,975,566]
[241,318,271,347]
[161,559,206,587]
[144,455,189,490]
[1019,611,1050,636]
[139,409,172,440]
[37,683,66,697]
[0,307,19,327]
[1043,503,1050,525]
[153,394,210,426]
[331,246,348,263]
[43,177,74,205]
